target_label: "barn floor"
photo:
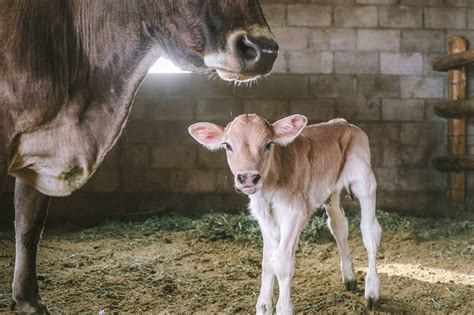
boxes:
[0,210,473,313]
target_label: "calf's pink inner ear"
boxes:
[189,123,225,150]
[273,115,308,143]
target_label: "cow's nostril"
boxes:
[236,35,260,62]
[252,174,261,185]
[237,174,246,184]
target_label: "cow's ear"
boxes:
[188,122,225,151]
[272,114,308,145]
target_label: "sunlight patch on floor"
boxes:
[357,263,474,285]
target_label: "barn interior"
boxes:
[1,0,473,313]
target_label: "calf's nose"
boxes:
[236,171,262,186]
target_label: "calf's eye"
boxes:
[264,142,273,151]
[223,142,233,152]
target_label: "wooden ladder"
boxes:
[432,36,474,210]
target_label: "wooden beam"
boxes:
[446,36,467,209]
[433,155,474,172]
[434,99,474,118]
[432,49,474,71]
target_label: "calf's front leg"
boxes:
[256,226,277,315]
[12,179,50,314]
[272,210,307,315]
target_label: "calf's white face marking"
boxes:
[188,114,307,194]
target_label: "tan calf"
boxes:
[189,114,381,314]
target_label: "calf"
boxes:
[189,114,382,314]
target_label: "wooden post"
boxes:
[447,36,467,208]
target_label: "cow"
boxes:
[0,1,278,312]
[189,114,382,314]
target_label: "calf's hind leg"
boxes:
[12,179,50,314]
[351,170,381,309]
[325,191,357,291]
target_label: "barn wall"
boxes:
[2,0,474,224]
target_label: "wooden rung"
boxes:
[432,49,474,71]
[432,155,474,172]
[434,99,474,118]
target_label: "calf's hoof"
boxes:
[11,299,50,314]
[344,279,357,291]
[366,297,378,310]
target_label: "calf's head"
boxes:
[144,0,278,82]
[189,114,307,195]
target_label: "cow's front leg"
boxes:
[256,225,278,315]
[12,179,50,314]
[272,210,307,315]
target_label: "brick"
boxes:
[424,8,466,29]
[373,168,400,191]
[400,123,446,146]
[260,75,309,98]
[334,6,378,27]
[196,99,240,121]
[137,74,168,98]
[356,0,397,3]
[309,75,356,98]
[381,53,423,75]
[336,98,381,120]
[198,147,229,169]
[401,30,446,53]
[398,168,445,192]
[382,99,425,121]
[311,0,355,4]
[379,6,422,28]
[357,75,400,99]
[243,100,289,120]
[150,146,197,168]
[121,168,169,192]
[83,169,120,192]
[400,0,443,5]
[121,145,149,168]
[469,10,474,29]
[272,53,287,73]
[149,98,194,121]
[445,0,474,7]
[101,146,120,169]
[357,30,400,51]
[288,5,331,26]
[169,169,216,193]
[383,145,435,167]
[359,122,400,145]
[400,76,445,99]
[215,169,235,193]
[312,29,356,51]
[261,4,286,26]
[335,52,379,74]
[290,99,336,121]
[129,95,148,121]
[272,27,310,50]
[370,146,384,167]
[288,52,333,74]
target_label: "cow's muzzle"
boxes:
[205,26,279,82]
[235,170,262,195]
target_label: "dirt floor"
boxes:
[0,210,473,313]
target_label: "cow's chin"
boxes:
[215,68,263,83]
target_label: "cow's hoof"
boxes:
[10,299,50,314]
[344,279,357,291]
[366,297,378,310]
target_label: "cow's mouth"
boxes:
[214,68,264,83]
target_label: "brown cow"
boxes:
[0,1,278,312]
[189,114,382,313]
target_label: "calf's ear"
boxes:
[272,114,308,145]
[188,122,225,151]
